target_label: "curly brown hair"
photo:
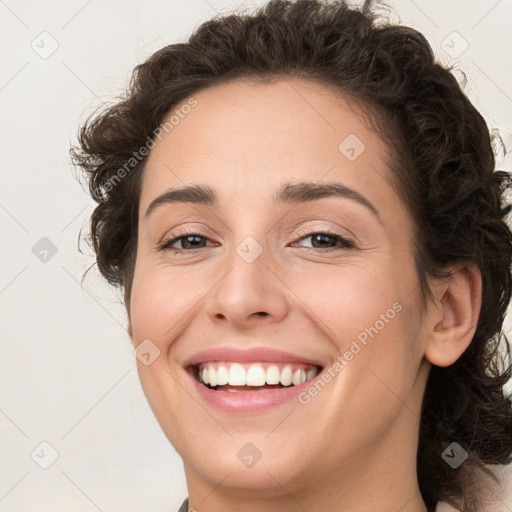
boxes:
[70,0,512,510]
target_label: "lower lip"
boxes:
[184,368,318,413]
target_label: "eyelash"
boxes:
[157,227,355,255]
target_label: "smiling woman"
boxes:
[70,1,512,511]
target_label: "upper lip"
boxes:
[182,346,325,368]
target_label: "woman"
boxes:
[70,1,512,511]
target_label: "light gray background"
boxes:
[1,0,511,511]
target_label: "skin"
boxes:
[126,78,481,512]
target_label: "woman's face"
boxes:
[128,78,432,503]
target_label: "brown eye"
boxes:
[292,230,355,251]
[159,232,213,253]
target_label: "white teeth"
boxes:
[216,366,229,386]
[228,363,246,386]
[246,365,266,386]
[306,368,317,381]
[266,365,281,385]
[280,365,293,386]
[292,368,306,386]
[198,362,319,388]
[208,366,217,387]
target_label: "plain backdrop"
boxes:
[1,0,511,511]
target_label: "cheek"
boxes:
[290,259,422,402]
[287,262,406,348]
[129,264,200,350]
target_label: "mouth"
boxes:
[187,361,322,392]
[182,346,325,412]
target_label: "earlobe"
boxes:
[424,263,482,368]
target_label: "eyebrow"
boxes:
[144,181,381,221]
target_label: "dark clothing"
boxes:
[178,498,189,511]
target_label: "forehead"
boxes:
[139,78,401,221]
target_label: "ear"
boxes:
[424,263,482,367]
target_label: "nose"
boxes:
[206,236,289,330]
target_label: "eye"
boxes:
[290,229,355,252]
[157,228,355,255]
[158,231,214,253]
